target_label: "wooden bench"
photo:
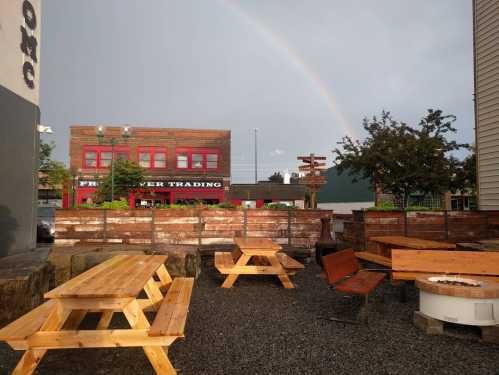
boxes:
[0,300,57,349]
[392,249,499,283]
[150,277,194,337]
[215,252,304,275]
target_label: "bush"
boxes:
[367,201,399,211]
[101,199,129,210]
[263,203,295,209]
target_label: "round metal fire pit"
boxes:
[416,276,499,326]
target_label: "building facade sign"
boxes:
[78,179,224,189]
[0,0,41,104]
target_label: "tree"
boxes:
[268,171,284,183]
[333,109,468,208]
[96,159,145,202]
[38,140,70,195]
[454,150,477,193]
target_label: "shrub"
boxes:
[367,201,398,211]
[263,203,294,209]
[101,199,129,210]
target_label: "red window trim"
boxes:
[136,146,168,169]
[175,147,221,172]
[82,145,130,169]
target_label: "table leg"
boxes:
[123,299,176,375]
[62,309,87,330]
[96,310,114,330]
[144,277,165,311]
[221,254,251,288]
[267,255,294,289]
[156,264,173,289]
[12,301,71,375]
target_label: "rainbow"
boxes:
[219,0,355,139]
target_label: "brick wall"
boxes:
[55,208,333,248]
[341,210,499,250]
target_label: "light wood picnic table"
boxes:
[0,255,194,375]
[215,237,304,289]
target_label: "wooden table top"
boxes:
[234,237,282,251]
[369,236,455,250]
[44,255,167,299]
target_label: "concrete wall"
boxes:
[0,0,41,256]
[55,208,333,248]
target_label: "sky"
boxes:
[40,0,474,183]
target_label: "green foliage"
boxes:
[101,199,129,210]
[405,205,432,211]
[96,159,145,202]
[334,109,469,208]
[78,203,98,209]
[39,140,55,170]
[454,151,476,193]
[367,201,398,211]
[207,202,239,209]
[263,203,295,209]
[268,172,284,183]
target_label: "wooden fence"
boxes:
[55,208,333,248]
[341,210,499,250]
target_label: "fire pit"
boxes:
[416,276,499,326]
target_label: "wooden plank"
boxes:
[234,237,281,250]
[123,299,177,375]
[45,255,167,299]
[22,330,176,350]
[58,298,134,310]
[355,252,392,267]
[392,250,499,275]
[220,266,283,275]
[276,253,305,270]
[144,277,165,311]
[96,311,114,330]
[369,236,456,250]
[149,278,194,337]
[221,254,251,288]
[156,264,173,288]
[267,255,294,289]
[11,301,71,375]
[0,300,57,341]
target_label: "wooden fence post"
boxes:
[243,208,248,238]
[444,210,449,240]
[198,208,203,246]
[103,209,107,243]
[404,211,408,237]
[151,207,156,251]
[287,209,293,246]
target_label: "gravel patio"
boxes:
[1,257,498,375]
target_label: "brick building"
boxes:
[66,126,230,208]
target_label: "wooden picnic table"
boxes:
[215,237,304,289]
[0,255,194,375]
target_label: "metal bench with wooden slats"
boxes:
[149,277,194,337]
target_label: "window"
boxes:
[136,147,167,169]
[175,148,221,171]
[139,152,151,168]
[100,152,112,168]
[177,153,188,169]
[154,152,166,168]
[192,154,203,169]
[84,151,97,167]
[82,146,129,169]
[207,154,218,169]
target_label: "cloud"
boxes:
[270,148,285,157]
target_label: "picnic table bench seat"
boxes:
[150,277,194,337]
[0,300,56,345]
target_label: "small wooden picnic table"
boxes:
[215,237,304,289]
[0,255,194,375]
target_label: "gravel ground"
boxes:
[1,258,499,375]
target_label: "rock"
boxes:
[148,244,201,278]
[0,248,53,325]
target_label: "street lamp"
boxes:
[96,126,131,201]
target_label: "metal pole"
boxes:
[111,139,115,201]
[254,128,258,184]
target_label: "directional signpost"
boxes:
[297,154,327,209]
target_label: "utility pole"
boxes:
[254,128,258,184]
